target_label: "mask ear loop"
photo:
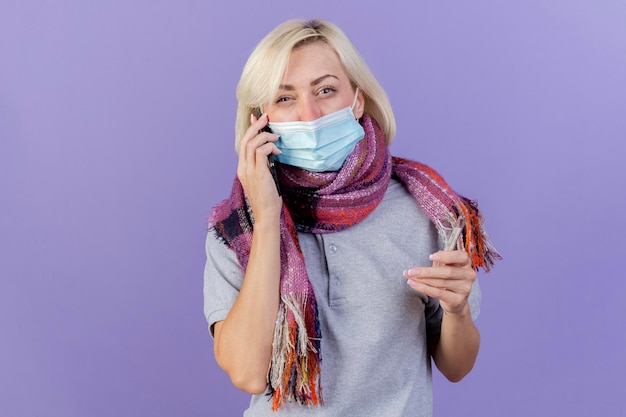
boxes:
[351,87,360,119]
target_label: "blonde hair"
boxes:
[234,18,396,150]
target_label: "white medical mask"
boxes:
[268,89,364,172]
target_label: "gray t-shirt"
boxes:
[204,178,481,417]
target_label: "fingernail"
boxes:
[404,268,419,277]
[429,253,440,261]
[250,114,254,123]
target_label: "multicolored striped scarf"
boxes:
[208,114,500,411]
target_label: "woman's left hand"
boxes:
[404,250,476,315]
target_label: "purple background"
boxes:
[1,1,625,416]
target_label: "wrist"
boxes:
[250,203,282,228]
[252,217,281,235]
[442,302,471,320]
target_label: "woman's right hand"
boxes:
[237,113,282,224]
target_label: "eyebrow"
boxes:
[278,74,340,91]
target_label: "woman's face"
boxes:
[265,42,364,123]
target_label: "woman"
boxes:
[204,18,499,416]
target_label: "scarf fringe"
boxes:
[392,156,501,272]
[455,197,501,272]
[433,199,500,271]
[269,294,322,411]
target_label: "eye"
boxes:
[319,86,336,95]
[275,96,291,104]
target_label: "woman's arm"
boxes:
[213,219,281,393]
[213,113,282,394]
[405,250,480,381]
[428,305,480,382]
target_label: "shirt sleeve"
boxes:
[424,296,444,336]
[468,279,481,321]
[203,230,244,337]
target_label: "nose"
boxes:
[297,96,322,121]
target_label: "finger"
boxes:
[407,280,466,305]
[410,277,474,296]
[238,114,258,157]
[404,264,475,280]
[239,142,280,188]
[254,141,279,164]
[238,113,271,156]
[244,132,279,172]
[404,266,476,293]
[429,250,471,267]
[238,117,278,171]
[407,268,473,286]
[250,112,271,135]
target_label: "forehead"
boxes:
[281,42,348,85]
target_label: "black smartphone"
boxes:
[256,108,281,196]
